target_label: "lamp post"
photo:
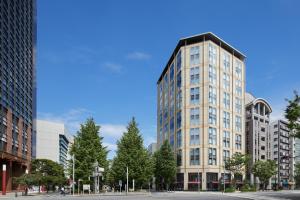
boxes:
[2,164,6,195]
[72,155,75,196]
[126,166,128,195]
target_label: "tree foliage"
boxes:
[153,140,176,190]
[69,118,108,184]
[285,90,300,138]
[110,117,153,188]
[252,160,277,190]
[225,153,249,177]
[15,159,66,192]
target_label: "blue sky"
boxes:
[37,0,300,158]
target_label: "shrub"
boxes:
[225,186,235,193]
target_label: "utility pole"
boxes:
[223,163,226,193]
[126,166,129,195]
[72,155,75,196]
[197,168,200,192]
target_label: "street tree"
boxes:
[285,90,300,139]
[153,140,176,191]
[225,153,249,187]
[69,118,108,185]
[252,160,277,190]
[110,117,153,189]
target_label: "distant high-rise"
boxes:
[157,32,246,191]
[0,0,36,191]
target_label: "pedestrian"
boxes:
[61,186,65,196]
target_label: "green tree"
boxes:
[295,162,300,189]
[110,117,153,189]
[15,159,66,193]
[69,118,108,185]
[285,90,300,138]
[225,153,249,187]
[153,140,176,191]
[252,160,277,190]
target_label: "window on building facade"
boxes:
[190,108,200,125]
[208,148,217,165]
[223,111,230,129]
[190,148,200,165]
[235,134,242,150]
[223,73,230,91]
[235,79,242,96]
[223,92,230,109]
[177,130,182,148]
[177,111,181,129]
[209,127,217,145]
[235,60,242,80]
[176,50,182,72]
[209,106,217,125]
[209,44,217,65]
[190,46,200,65]
[170,63,174,81]
[223,53,230,72]
[170,133,174,149]
[223,150,230,163]
[176,89,182,109]
[223,131,230,148]
[190,128,200,145]
[177,149,182,166]
[177,71,181,88]
[235,97,242,114]
[190,87,200,105]
[190,67,200,85]
[209,65,217,85]
[235,116,242,132]
[209,86,217,105]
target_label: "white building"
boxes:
[36,120,70,171]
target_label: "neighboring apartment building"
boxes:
[0,0,36,191]
[147,143,157,155]
[245,92,272,187]
[157,32,246,191]
[36,120,70,171]
[270,120,294,189]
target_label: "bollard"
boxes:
[15,191,18,197]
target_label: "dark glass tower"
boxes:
[0,0,36,191]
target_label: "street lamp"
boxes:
[72,155,75,196]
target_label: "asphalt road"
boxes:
[2,191,300,200]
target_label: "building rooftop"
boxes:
[157,32,246,83]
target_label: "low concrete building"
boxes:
[36,120,70,171]
[148,143,157,155]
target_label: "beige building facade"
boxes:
[157,32,246,191]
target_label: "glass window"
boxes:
[209,86,217,105]
[170,63,174,81]
[235,134,242,150]
[208,148,217,165]
[223,111,230,129]
[190,87,200,105]
[177,130,182,148]
[235,60,242,80]
[209,65,217,85]
[223,131,230,148]
[176,89,182,109]
[223,150,230,163]
[235,97,242,114]
[177,149,182,166]
[176,50,182,72]
[190,108,200,125]
[223,92,230,109]
[208,127,217,145]
[235,79,242,96]
[223,73,230,91]
[223,53,230,72]
[190,128,200,145]
[177,111,182,129]
[190,148,200,165]
[177,71,182,88]
[190,67,200,85]
[190,46,200,65]
[209,44,217,65]
[235,116,242,132]
[209,106,217,125]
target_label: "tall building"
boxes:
[36,120,70,172]
[245,92,272,186]
[157,32,246,191]
[0,0,36,191]
[270,120,294,189]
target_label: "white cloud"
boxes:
[102,62,122,73]
[100,124,126,139]
[126,51,151,60]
